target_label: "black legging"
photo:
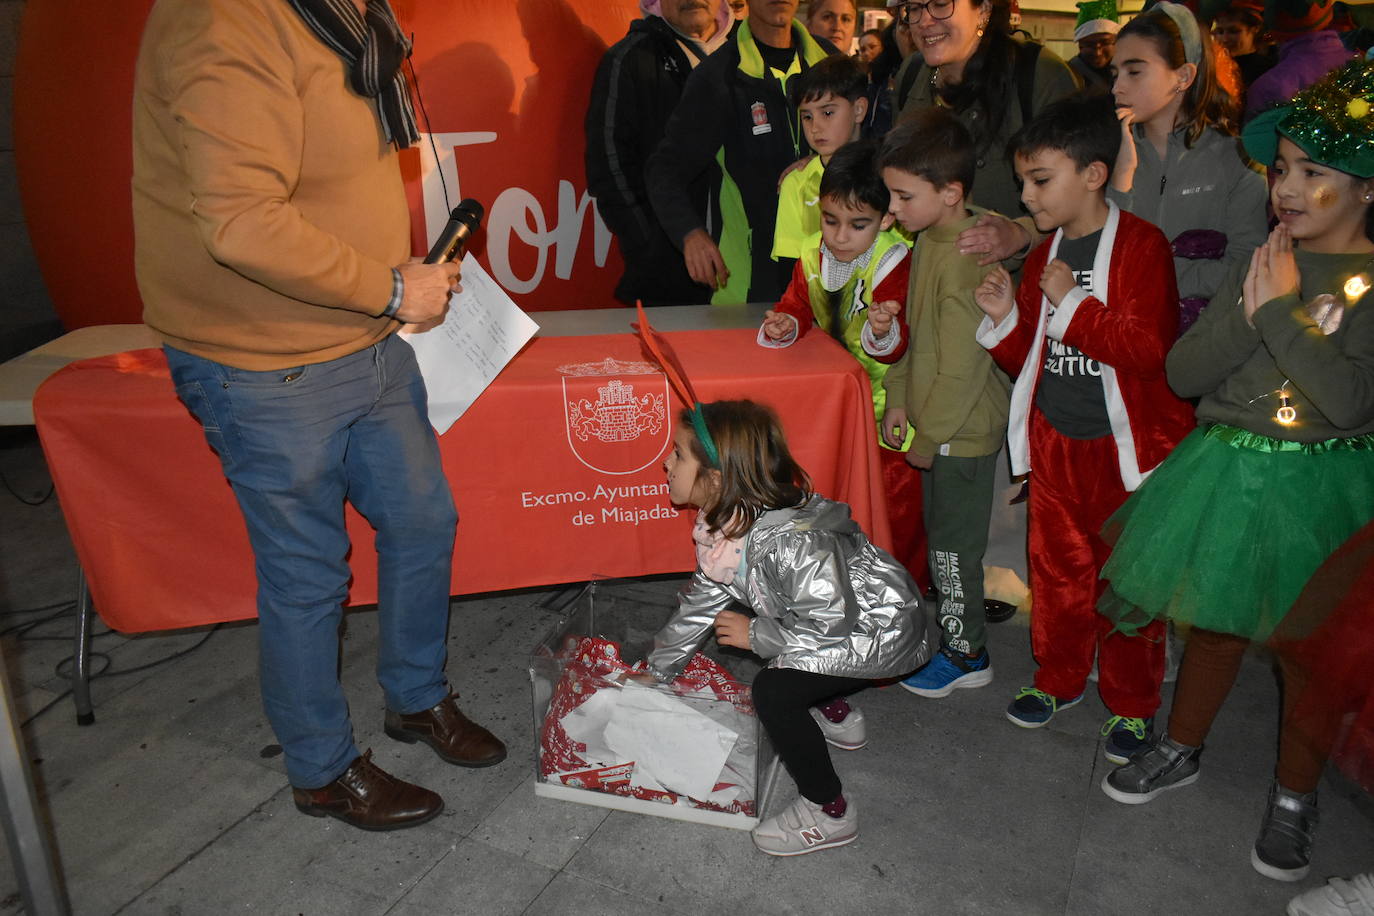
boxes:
[751,667,872,805]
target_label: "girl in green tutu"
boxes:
[1096,58,1374,884]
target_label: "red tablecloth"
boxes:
[34,328,888,633]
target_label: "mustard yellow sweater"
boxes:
[132,0,408,371]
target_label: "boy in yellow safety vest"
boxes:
[771,55,870,264]
[758,139,927,587]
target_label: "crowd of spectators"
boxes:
[586,0,1374,309]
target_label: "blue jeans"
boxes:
[165,335,457,788]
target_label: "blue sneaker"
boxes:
[1101,716,1153,764]
[899,645,992,698]
[1005,686,1083,728]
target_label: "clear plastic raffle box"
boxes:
[530,580,778,830]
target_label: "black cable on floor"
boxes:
[0,605,77,638]
[0,599,76,620]
[12,616,221,728]
[0,465,55,507]
[19,689,76,728]
[77,625,219,679]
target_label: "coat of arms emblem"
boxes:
[750,100,771,135]
[559,358,669,474]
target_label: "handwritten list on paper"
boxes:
[400,252,540,435]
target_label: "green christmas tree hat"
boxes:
[1075,0,1121,39]
[1243,57,1374,179]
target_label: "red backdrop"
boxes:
[13,0,640,329]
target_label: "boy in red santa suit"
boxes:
[971,94,1195,764]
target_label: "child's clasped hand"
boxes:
[1243,225,1299,327]
[761,310,797,342]
[974,266,1015,325]
[867,299,901,337]
[1039,259,1076,305]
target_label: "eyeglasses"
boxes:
[899,0,956,24]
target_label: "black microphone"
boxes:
[423,199,484,264]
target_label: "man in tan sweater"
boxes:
[132,0,505,831]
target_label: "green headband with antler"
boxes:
[633,303,720,468]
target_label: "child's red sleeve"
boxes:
[982,257,1040,376]
[1052,225,1179,375]
[772,259,817,337]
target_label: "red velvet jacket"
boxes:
[975,204,1195,491]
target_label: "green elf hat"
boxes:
[1243,58,1374,179]
[1074,0,1121,39]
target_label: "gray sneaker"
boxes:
[751,795,858,856]
[1253,782,1319,882]
[809,703,867,750]
[1101,734,1200,804]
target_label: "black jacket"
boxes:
[584,16,725,305]
[645,20,834,304]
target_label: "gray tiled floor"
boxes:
[0,428,1370,915]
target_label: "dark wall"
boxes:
[0,0,60,362]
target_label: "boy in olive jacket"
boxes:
[863,110,1011,697]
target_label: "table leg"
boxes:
[71,573,94,727]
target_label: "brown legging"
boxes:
[1167,627,1328,794]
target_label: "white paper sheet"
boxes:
[399,253,539,434]
[602,683,739,801]
[559,687,621,767]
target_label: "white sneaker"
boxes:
[1288,873,1374,916]
[751,795,858,856]
[809,703,867,750]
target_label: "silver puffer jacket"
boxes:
[647,495,932,681]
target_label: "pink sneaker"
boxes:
[751,795,858,856]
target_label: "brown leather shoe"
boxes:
[384,692,507,767]
[292,750,443,831]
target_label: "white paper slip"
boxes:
[399,252,539,434]
[603,683,738,801]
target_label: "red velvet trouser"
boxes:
[880,446,929,591]
[1028,411,1165,718]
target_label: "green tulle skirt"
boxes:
[1098,424,1374,642]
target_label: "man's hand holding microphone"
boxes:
[396,198,483,331]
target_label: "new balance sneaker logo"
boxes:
[752,797,858,856]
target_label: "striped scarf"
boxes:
[286,0,420,149]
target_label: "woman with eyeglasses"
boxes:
[891,0,1076,266]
